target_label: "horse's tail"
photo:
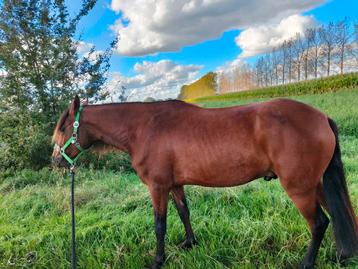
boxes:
[323,118,358,258]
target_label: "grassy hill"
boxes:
[188,72,358,103]
[1,88,358,268]
[178,72,217,100]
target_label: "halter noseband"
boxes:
[55,104,87,167]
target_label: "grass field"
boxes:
[189,72,358,103]
[0,89,358,269]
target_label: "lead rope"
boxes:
[70,166,77,269]
[54,104,85,268]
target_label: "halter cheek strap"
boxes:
[55,105,87,166]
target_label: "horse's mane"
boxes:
[52,108,69,143]
[51,99,196,145]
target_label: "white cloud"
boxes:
[104,60,202,101]
[75,41,104,63]
[109,0,324,56]
[216,57,246,74]
[76,40,94,54]
[83,50,104,62]
[236,14,316,57]
[0,69,7,77]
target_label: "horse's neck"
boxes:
[83,103,152,154]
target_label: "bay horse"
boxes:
[52,95,358,269]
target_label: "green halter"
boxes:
[55,105,87,166]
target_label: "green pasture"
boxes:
[0,88,357,269]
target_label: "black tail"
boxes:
[323,118,358,258]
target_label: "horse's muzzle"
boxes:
[51,156,67,168]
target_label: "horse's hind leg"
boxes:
[171,186,197,248]
[301,202,329,269]
[281,185,329,269]
[148,184,170,269]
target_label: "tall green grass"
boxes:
[0,89,358,268]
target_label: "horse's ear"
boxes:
[69,95,80,117]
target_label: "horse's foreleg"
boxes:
[171,186,197,248]
[282,186,329,269]
[148,184,169,269]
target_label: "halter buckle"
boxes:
[72,133,78,142]
[73,121,79,128]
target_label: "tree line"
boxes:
[218,18,358,93]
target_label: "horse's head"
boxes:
[51,95,91,168]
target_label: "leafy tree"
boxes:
[178,72,217,100]
[0,0,116,127]
[0,0,116,171]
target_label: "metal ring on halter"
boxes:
[70,164,75,172]
[73,121,79,128]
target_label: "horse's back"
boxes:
[133,98,335,189]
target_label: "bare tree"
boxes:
[231,64,255,91]
[306,28,321,78]
[286,39,295,83]
[218,73,231,93]
[243,65,255,90]
[280,41,288,84]
[303,28,312,79]
[354,21,358,66]
[271,47,279,85]
[232,68,239,92]
[230,18,356,92]
[255,57,265,87]
[265,53,274,86]
[335,18,351,74]
[319,22,336,76]
[293,33,305,81]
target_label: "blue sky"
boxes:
[66,0,358,101]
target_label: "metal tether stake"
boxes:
[70,165,77,269]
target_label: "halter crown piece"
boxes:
[55,104,87,167]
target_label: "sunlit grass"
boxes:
[0,89,358,268]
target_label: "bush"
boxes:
[28,132,53,170]
[0,107,40,172]
[78,151,134,173]
[2,167,59,189]
[0,103,133,174]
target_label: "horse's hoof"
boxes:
[151,262,163,269]
[299,263,314,269]
[180,237,198,249]
[143,261,163,269]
